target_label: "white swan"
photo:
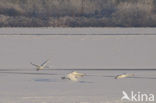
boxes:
[115,73,134,79]
[31,59,49,71]
[71,71,85,78]
[61,71,85,81]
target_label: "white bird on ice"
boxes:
[115,73,134,79]
[61,71,85,81]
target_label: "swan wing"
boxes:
[30,62,39,67]
[41,59,49,67]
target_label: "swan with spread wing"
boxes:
[31,59,49,71]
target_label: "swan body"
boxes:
[62,71,85,81]
[115,73,134,79]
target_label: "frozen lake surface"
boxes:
[0,28,156,103]
[0,69,156,103]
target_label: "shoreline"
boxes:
[0,27,156,35]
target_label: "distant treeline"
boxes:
[0,0,156,27]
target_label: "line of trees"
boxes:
[0,0,156,27]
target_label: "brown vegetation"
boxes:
[0,0,156,27]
